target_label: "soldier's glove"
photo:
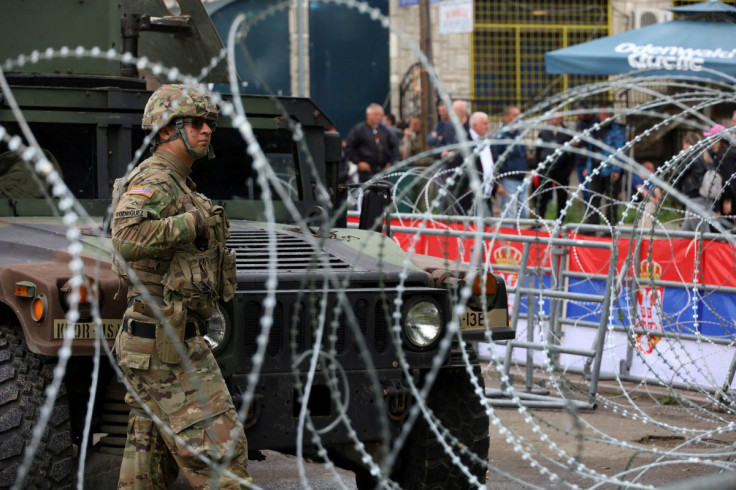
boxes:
[189,209,207,236]
[182,195,206,236]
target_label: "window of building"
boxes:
[472,0,611,117]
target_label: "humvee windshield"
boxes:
[0,122,114,199]
[0,123,301,202]
[192,127,301,201]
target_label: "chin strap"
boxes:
[175,119,211,160]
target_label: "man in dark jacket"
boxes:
[571,101,599,203]
[679,131,709,232]
[585,106,626,229]
[712,125,736,228]
[345,103,398,183]
[534,112,573,220]
[492,105,529,218]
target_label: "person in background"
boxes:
[469,111,495,217]
[679,130,709,232]
[451,99,471,140]
[585,105,625,231]
[534,111,573,220]
[631,160,661,230]
[399,115,434,211]
[711,124,736,230]
[492,105,529,219]
[571,101,599,203]
[345,103,398,183]
[429,100,464,213]
[400,115,432,166]
[427,100,454,158]
[446,111,494,215]
[443,99,472,161]
[382,112,403,148]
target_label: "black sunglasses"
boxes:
[181,118,216,132]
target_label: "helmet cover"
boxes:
[141,84,218,130]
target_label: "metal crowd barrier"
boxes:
[346,211,736,409]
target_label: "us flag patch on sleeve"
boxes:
[129,186,155,198]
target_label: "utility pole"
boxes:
[290,0,309,98]
[419,0,432,149]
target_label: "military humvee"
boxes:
[0,1,512,488]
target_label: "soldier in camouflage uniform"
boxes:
[112,84,251,489]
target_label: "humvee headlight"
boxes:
[404,300,442,348]
[205,304,229,353]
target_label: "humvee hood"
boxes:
[0,218,111,265]
[228,222,432,289]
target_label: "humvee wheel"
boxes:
[356,368,489,489]
[0,326,74,489]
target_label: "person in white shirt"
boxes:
[445,111,495,215]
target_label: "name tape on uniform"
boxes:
[115,209,148,219]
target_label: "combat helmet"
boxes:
[142,84,218,160]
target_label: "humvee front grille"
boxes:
[240,293,392,369]
[228,230,351,273]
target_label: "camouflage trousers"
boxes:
[115,328,252,489]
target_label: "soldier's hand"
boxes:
[188,208,206,235]
[182,195,205,235]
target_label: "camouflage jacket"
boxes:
[112,149,236,321]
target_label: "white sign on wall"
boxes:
[439,0,473,35]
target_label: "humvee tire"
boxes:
[0,326,74,489]
[356,367,489,489]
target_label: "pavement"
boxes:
[83,449,358,489]
[482,364,736,489]
[82,363,736,489]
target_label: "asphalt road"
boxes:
[483,369,736,489]
[82,365,736,489]
[84,448,358,489]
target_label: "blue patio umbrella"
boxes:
[669,0,736,15]
[545,1,736,81]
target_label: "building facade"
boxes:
[388,0,685,121]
